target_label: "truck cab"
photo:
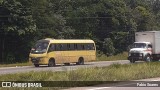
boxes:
[128,31,160,63]
[128,42,152,63]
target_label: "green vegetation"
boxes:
[1,0,160,63]
[0,62,160,90]
[97,52,128,61]
[2,62,160,81]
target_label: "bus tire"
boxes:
[64,63,70,66]
[34,64,39,67]
[76,57,84,65]
[48,59,55,67]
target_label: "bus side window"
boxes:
[70,44,74,50]
[91,44,95,50]
[84,44,87,50]
[74,44,78,50]
[55,44,57,51]
[59,44,63,51]
[67,44,70,50]
[48,44,55,52]
[62,44,68,51]
[55,44,61,51]
[81,44,85,50]
[88,43,94,50]
[77,44,82,50]
[86,43,94,50]
[85,44,90,50]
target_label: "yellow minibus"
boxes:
[29,38,96,67]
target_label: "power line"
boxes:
[0,15,129,18]
[65,16,129,19]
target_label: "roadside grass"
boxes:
[1,62,160,90]
[97,52,128,61]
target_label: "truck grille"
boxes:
[131,53,140,57]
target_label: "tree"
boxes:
[30,0,75,39]
[0,0,36,63]
[103,38,115,56]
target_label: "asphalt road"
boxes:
[63,78,160,90]
[0,60,129,75]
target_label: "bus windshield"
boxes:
[133,43,146,48]
[31,41,49,54]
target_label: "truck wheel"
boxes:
[145,55,152,62]
[34,64,39,67]
[130,59,135,63]
[48,59,55,67]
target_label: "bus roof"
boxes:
[43,38,95,43]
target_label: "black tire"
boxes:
[129,59,135,63]
[34,64,39,67]
[64,63,70,66]
[76,57,84,65]
[48,59,55,67]
[145,55,152,62]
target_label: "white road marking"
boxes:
[87,87,111,90]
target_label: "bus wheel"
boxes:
[64,63,70,66]
[34,64,39,67]
[48,59,55,67]
[76,57,84,65]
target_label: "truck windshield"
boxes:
[31,40,49,54]
[133,43,146,48]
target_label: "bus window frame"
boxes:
[47,43,95,52]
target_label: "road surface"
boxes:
[0,60,129,75]
[63,77,160,90]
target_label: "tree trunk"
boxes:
[1,35,5,63]
[0,34,5,63]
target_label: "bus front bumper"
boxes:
[30,57,48,64]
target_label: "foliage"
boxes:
[0,0,160,63]
[0,0,36,63]
[102,38,115,56]
[1,62,160,83]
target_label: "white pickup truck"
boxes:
[128,31,160,63]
